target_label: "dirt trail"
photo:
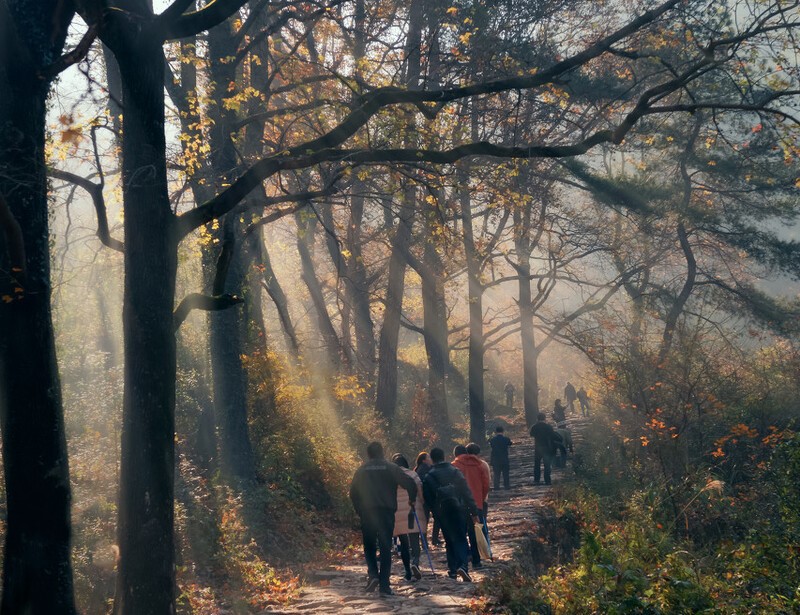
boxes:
[265,415,588,614]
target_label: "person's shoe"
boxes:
[379,587,394,596]
[545,481,552,486]
[365,578,379,593]
[431,539,441,547]
[410,564,422,580]
[533,481,541,486]
[447,571,457,579]
[404,571,412,581]
[457,567,472,582]
[473,561,483,569]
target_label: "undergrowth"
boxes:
[473,424,800,614]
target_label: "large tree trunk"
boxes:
[458,164,485,444]
[374,0,422,422]
[296,210,346,367]
[345,187,376,376]
[110,25,178,614]
[517,264,540,428]
[204,18,256,483]
[514,205,540,428]
[0,4,77,611]
[206,216,256,481]
[257,235,300,353]
[374,195,414,420]
[421,211,450,442]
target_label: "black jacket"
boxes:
[350,458,417,517]
[529,421,563,455]
[488,434,513,464]
[422,462,479,517]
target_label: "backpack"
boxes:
[432,474,463,516]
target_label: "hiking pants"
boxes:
[360,508,395,591]
[492,460,510,489]
[554,443,567,468]
[533,450,553,485]
[438,510,470,573]
[398,532,421,573]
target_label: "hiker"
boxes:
[553,399,567,427]
[453,443,490,569]
[391,454,425,581]
[431,444,468,548]
[529,413,563,486]
[349,441,417,596]
[564,381,578,413]
[415,452,439,546]
[415,452,432,481]
[489,425,513,489]
[554,425,573,469]
[423,447,480,582]
[577,387,590,417]
[504,381,515,408]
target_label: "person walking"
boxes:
[555,425,573,468]
[350,442,417,596]
[553,399,567,427]
[529,413,563,486]
[453,443,490,569]
[577,387,590,417]
[414,452,438,546]
[423,447,480,582]
[391,454,425,581]
[489,425,513,489]
[564,381,578,413]
[504,381,515,408]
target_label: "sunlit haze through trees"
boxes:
[0,0,798,612]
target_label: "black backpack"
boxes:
[431,474,463,516]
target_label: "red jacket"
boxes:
[453,454,490,507]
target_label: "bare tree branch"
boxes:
[175,0,685,237]
[40,23,99,79]
[159,0,252,41]
[49,168,124,252]
[173,293,243,330]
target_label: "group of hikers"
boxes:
[349,384,585,596]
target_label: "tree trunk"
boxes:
[203,18,256,483]
[111,29,178,614]
[0,4,77,611]
[296,209,346,367]
[374,195,414,420]
[207,215,256,482]
[258,235,300,353]
[374,0,421,421]
[421,210,450,441]
[514,206,540,428]
[345,187,376,376]
[458,164,485,444]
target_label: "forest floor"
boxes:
[263,414,588,614]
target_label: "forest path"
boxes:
[265,413,589,614]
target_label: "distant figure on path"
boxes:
[564,381,578,413]
[453,443,490,569]
[554,425,573,468]
[577,387,590,417]
[489,425,513,489]
[504,381,515,408]
[349,442,417,596]
[423,447,480,582]
[529,413,563,486]
[553,399,567,427]
[391,454,425,581]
